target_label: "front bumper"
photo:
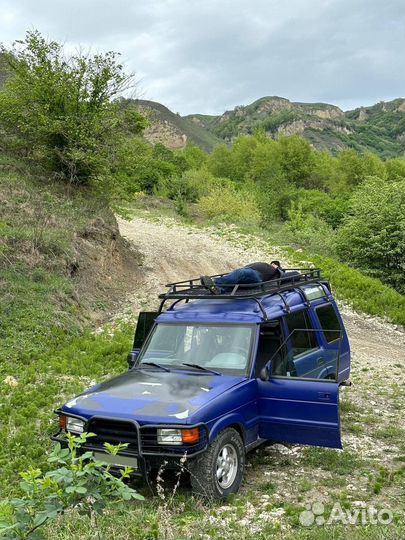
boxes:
[52,412,209,478]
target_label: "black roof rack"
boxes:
[157,268,329,320]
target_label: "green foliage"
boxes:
[280,203,335,256]
[166,168,213,202]
[286,189,350,228]
[180,144,208,170]
[199,183,261,225]
[385,158,405,182]
[335,177,405,293]
[278,135,319,188]
[0,432,142,539]
[112,139,189,199]
[247,137,291,220]
[207,143,234,179]
[0,30,145,187]
[286,248,405,326]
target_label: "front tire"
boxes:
[189,428,245,499]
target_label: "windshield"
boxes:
[138,324,254,375]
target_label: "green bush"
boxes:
[199,184,261,225]
[165,168,213,202]
[286,249,405,326]
[0,31,146,187]
[285,189,350,228]
[335,176,405,293]
[280,202,336,256]
[0,432,142,539]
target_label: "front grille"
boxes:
[86,419,207,456]
[87,418,139,452]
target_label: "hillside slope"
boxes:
[186,96,405,157]
[134,99,222,152]
[0,156,142,363]
[137,96,404,157]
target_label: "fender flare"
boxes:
[209,413,246,445]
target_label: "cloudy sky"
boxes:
[0,0,403,115]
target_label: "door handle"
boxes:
[318,392,331,401]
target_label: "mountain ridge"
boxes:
[137,96,405,158]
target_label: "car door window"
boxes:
[286,310,318,357]
[280,309,337,380]
[316,304,341,344]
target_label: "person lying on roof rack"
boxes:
[201,261,285,295]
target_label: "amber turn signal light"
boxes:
[181,427,200,444]
[59,414,67,430]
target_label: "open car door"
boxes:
[258,321,342,449]
[133,311,158,349]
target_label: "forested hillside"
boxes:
[137,95,405,157]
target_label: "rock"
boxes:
[3,375,18,387]
[265,443,290,454]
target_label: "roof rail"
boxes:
[157,268,327,320]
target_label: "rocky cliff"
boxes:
[137,96,405,157]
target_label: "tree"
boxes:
[278,135,316,188]
[335,176,405,292]
[0,30,145,186]
[385,158,405,182]
[248,138,290,220]
[207,143,233,179]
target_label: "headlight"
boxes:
[157,427,200,445]
[157,428,182,445]
[59,415,85,434]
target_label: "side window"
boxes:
[255,323,283,377]
[316,304,341,343]
[275,309,338,381]
[285,310,318,357]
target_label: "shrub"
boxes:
[280,202,336,256]
[166,168,212,202]
[335,176,405,293]
[0,31,145,187]
[285,189,350,228]
[199,184,261,225]
[0,432,143,539]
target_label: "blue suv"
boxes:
[54,269,351,499]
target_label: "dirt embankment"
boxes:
[72,214,143,324]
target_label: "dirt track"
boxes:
[117,214,404,353]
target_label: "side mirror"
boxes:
[127,349,140,369]
[259,361,272,381]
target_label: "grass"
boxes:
[0,323,134,494]
[284,248,405,327]
[301,447,364,476]
[374,425,404,441]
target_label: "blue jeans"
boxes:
[214,268,262,293]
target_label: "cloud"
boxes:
[0,0,403,114]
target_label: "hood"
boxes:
[62,368,244,423]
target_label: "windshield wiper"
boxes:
[181,363,221,375]
[139,362,171,372]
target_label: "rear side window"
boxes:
[285,310,318,357]
[316,304,341,343]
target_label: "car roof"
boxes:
[156,287,325,324]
